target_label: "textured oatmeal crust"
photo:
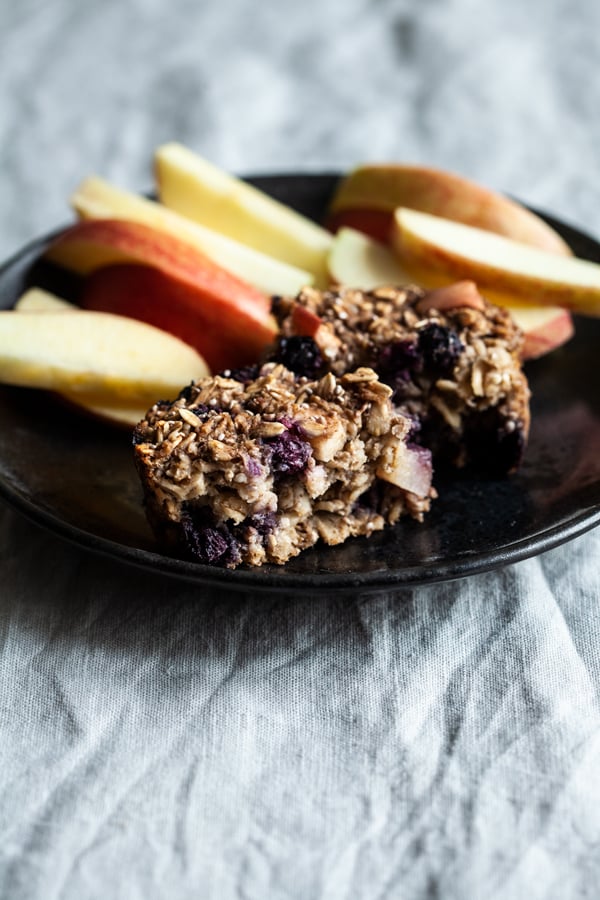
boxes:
[271,285,531,473]
[133,363,434,568]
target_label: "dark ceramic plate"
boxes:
[0,173,599,594]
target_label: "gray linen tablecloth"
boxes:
[1,1,599,897]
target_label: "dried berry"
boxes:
[132,426,146,446]
[271,336,323,379]
[404,413,422,443]
[189,403,213,419]
[417,324,463,375]
[377,339,421,382]
[265,420,312,476]
[177,383,197,403]
[181,507,241,566]
[248,511,277,537]
[220,364,261,384]
[270,295,284,315]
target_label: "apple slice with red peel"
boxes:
[46,217,271,311]
[0,307,209,407]
[290,304,322,338]
[287,302,343,359]
[155,142,332,286]
[82,263,275,372]
[415,281,486,314]
[45,218,278,370]
[71,176,314,296]
[391,207,600,315]
[328,228,574,359]
[507,305,575,360]
[327,164,572,255]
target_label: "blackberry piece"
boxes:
[376,339,422,400]
[377,339,421,381]
[270,336,323,379]
[178,383,197,403]
[417,324,463,375]
[265,421,312,476]
[220,364,261,384]
[190,403,212,419]
[180,507,240,566]
[248,511,278,537]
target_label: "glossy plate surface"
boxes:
[0,174,599,594]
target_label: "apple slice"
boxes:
[507,304,574,360]
[328,227,412,287]
[71,176,313,296]
[45,218,278,369]
[81,263,274,372]
[328,228,573,359]
[14,289,147,426]
[14,287,74,312]
[391,207,600,315]
[327,164,572,255]
[155,143,332,287]
[0,308,209,407]
[377,439,432,496]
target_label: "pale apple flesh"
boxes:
[155,142,332,287]
[71,176,314,296]
[328,164,572,256]
[392,207,600,316]
[377,440,432,497]
[0,307,209,407]
[14,288,74,312]
[14,289,149,426]
[327,227,412,287]
[328,227,574,360]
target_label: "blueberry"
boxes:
[181,507,241,566]
[404,413,422,443]
[376,340,422,398]
[190,403,213,419]
[265,421,312,476]
[417,324,463,375]
[178,383,197,402]
[220,364,260,384]
[132,426,146,446]
[245,457,263,478]
[377,339,421,381]
[271,336,323,379]
[248,511,277,536]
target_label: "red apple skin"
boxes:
[81,264,277,373]
[45,218,278,372]
[327,165,572,256]
[45,218,272,315]
[416,281,486,314]
[518,310,575,361]
[290,304,323,338]
[327,209,392,243]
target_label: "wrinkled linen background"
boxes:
[1,1,600,897]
